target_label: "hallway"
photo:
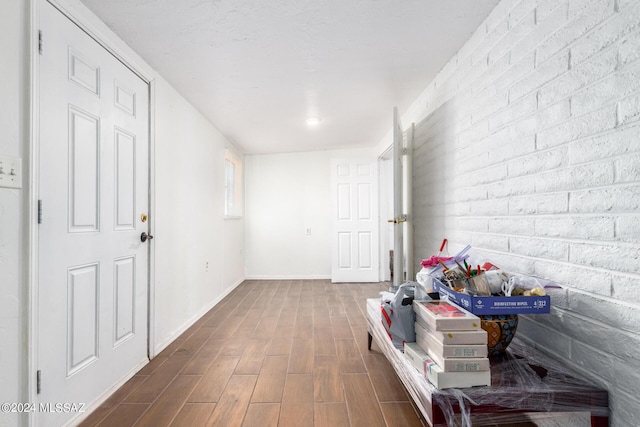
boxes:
[78,280,423,426]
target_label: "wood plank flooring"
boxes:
[78,280,423,426]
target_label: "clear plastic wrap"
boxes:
[368,298,434,421]
[366,298,609,427]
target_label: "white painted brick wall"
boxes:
[619,26,640,65]
[617,215,640,243]
[571,61,640,117]
[536,1,614,64]
[488,217,535,235]
[509,191,569,214]
[535,259,613,296]
[406,0,640,424]
[615,154,640,182]
[516,317,573,358]
[535,215,615,240]
[609,389,640,427]
[536,105,617,150]
[510,51,570,101]
[507,145,568,178]
[612,272,640,304]
[618,93,640,125]
[571,1,640,66]
[568,123,640,164]
[570,185,640,213]
[538,47,618,108]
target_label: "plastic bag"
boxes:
[381,283,416,351]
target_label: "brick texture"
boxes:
[405,0,640,424]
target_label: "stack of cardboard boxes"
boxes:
[404,300,491,389]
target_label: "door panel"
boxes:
[69,106,100,231]
[358,232,372,268]
[68,48,100,95]
[338,232,352,268]
[37,1,149,424]
[114,256,136,344]
[357,183,372,219]
[67,263,100,375]
[115,83,136,115]
[115,129,136,229]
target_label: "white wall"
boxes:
[397,0,640,425]
[153,78,244,353]
[0,1,28,426]
[244,148,375,279]
[0,1,245,424]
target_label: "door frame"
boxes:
[28,0,157,422]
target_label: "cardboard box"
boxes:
[432,280,550,315]
[404,343,491,390]
[413,299,481,331]
[415,318,487,345]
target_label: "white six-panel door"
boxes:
[331,159,379,283]
[37,1,149,424]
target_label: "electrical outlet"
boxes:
[0,156,22,189]
[305,227,311,235]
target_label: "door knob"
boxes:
[387,217,407,224]
[141,232,154,242]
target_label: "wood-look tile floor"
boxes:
[78,280,424,427]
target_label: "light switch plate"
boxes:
[0,156,22,189]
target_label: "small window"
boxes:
[224,148,243,218]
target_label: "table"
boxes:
[366,298,609,427]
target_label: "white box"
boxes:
[404,343,491,390]
[415,324,489,371]
[415,322,488,359]
[413,300,481,331]
[415,318,487,345]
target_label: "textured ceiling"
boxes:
[79,0,500,154]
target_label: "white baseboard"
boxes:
[244,275,331,280]
[63,357,148,426]
[151,277,245,356]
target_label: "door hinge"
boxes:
[38,30,43,55]
[36,370,41,394]
[38,199,43,224]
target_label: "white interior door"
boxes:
[331,159,379,283]
[37,1,149,424]
[386,108,414,289]
[404,124,414,282]
[392,107,404,288]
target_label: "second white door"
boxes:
[331,159,379,283]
